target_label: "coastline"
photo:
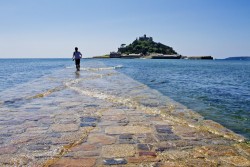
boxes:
[0,64,249,166]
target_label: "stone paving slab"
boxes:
[50,124,79,132]
[105,126,153,134]
[102,144,135,158]
[87,134,116,145]
[50,158,96,167]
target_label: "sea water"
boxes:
[102,59,250,139]
[0,58,249,139]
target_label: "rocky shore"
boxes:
[0,65,249,166]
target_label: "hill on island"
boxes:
[118,35,178,55]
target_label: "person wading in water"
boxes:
[72,47,82,71]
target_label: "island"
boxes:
[94,35,213,60]
[224,56,250,60]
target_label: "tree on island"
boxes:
[118,34,178,55]
[120,44,126,48]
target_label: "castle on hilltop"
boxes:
[138,34,153,41]
[106,34,214,59]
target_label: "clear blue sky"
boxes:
[0,0,250,58]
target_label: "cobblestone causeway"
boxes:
[0,70,249,167]
[44,105,250,167]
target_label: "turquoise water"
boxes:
[0,58,249,139]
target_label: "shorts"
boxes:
[75,59,80,66]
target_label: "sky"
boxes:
[0,0,250,58]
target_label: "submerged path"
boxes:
[0,65,249,166]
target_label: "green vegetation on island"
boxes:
[93,54,110,58]
[118,34,177,55]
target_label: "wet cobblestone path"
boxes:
[0,69,249,166]
[44,107,250,167]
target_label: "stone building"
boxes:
[110,52,121,58]
[139,34,153,41]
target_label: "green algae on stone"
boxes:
[197,120,245,142]
[220,156,250,167]
[193,145,238,157]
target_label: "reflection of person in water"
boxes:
[72,47,82,71]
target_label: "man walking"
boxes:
[72,47,82,71]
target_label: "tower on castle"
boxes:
[139,34,153,41]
